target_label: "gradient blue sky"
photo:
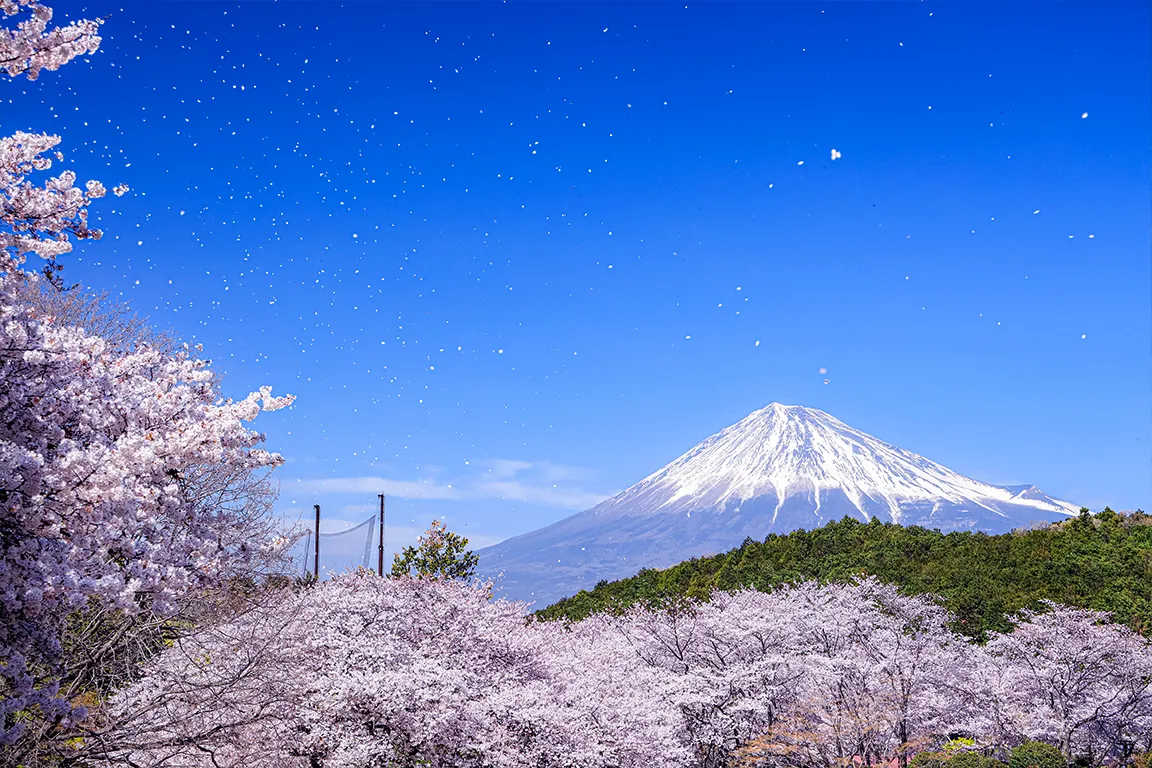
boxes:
[9,1,1149,555]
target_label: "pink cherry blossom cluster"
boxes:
[0,0,101,81]
[99,574,1152,767]
[0,270,294,745]
[1,131,127,270]
[2,2,122,274]
[982,603,1152,759]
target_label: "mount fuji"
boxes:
[477,404,1080,607]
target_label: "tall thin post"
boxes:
[313,504,320,579]
[378,494,386,576]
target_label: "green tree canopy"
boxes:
[535,509,1152,639]
[391,519,479,581]
[1009,742,1066,768]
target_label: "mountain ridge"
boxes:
[533,510,1151,639]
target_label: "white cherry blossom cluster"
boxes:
[2,2,120,273]
[1,131,127,270]
[0,0,101,81]
[980,602,1152,758]
[0,271,293,744]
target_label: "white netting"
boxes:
[288,513,379,579]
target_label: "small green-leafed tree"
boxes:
[911,751,1006,768]
[1010,742,1066,768]
[910,753,948,768]
[391,519,479,581]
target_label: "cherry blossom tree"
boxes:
[84,585,308,767]
[542,608,698,766]
[859,585,982,764]
[979,603,1152,764]
[0,274,299,765]
[0,269,295,749]
[725,580,969,768]
[597,591,802,767]
[1,5,295,754]
[20,277,175,354]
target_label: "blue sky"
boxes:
[9,1,1149,557]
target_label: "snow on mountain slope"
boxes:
[592,403,1078,523]
[478,404,1080,607]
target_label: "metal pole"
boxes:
[314,504,320,579]
[378,494,386,576]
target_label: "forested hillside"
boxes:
[535,508,1152,638]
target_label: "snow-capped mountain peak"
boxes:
[477,404,1080,607]
[617,403,1076,524]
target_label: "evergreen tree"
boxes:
[391,519,479,581]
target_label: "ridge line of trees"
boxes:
[536,509,1152,639]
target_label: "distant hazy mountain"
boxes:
[478,404,1079,607]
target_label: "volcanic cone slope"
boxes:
[478,404,1078,606]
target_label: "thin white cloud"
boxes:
[295,459,612,511]
[297,477,464,500]
[485,458,535,480]
[473,479,610,511]
[465,458,598,485]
